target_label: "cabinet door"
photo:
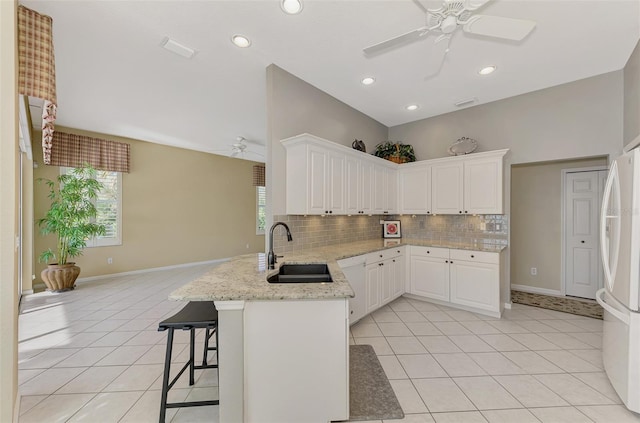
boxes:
[326,152,345,215]
[386,167,398,214]
[410,255,450,301]
[464,157,503,214]
[345,157,360,215]
[373,165,386,214]
[365,263,381,313]
[399,166,431,214]
[431,161,464,215]
[341,263,366,324]
[380,261,393,305]
[307,146,328,214]
[392,255,405,298]
[450,260,499,312]
[359,161,374,214]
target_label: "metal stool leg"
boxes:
[159,328,174,423]
[189,328,195,386]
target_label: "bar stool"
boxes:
[157,301,219,423]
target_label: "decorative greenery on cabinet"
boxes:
[373,141,416,163]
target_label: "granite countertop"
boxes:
[169,239,506,303]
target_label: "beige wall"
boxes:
[388,71,624,165]
[33,126,265,282]
[0,0,19,419]
[624,38,640,146]
[266,64,388,216]
[510,158,607,292]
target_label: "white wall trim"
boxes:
[504,302,512,310]
[75,258,230,283]
[30,258,229,291]
[511,284,563,297]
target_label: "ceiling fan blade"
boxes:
[463,0,492,12]
[363,27,430,57]
[463,15,536,41]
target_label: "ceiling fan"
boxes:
[363,0,537,58]
[212,137,264,160]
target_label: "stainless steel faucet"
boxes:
[267,222,293,269]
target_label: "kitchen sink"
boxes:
[267,264,333,283]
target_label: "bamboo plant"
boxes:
[37,166,106,265]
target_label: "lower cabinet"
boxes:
[449,249,500,313]
[340,245,502,323]
[409,246,502,316]
[410,247,450,302]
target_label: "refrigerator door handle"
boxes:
[600,162,620,292]
[596,288,629,325]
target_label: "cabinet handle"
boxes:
[384,211,389,214]
[450,261,454,264]
[427,211,431,214]
[459,211,462,214]
[471,255,474,258]
[350,310,353,315]
[380,254,383,258]
[393,259,396,263]
[325,210,328,213]
[465,210,468,213]
[427,251,430,254]
[581,240,585,243]
[381,263,384,266]
[329,210,333,214]
[445,260,448,263]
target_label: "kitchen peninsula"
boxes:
[170,238,506,423]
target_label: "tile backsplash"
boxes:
[272,214,508,254]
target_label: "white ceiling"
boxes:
[23,0,640,162]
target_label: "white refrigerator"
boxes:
[597,147,640,413]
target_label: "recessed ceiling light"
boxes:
[361,77,375,85]
[231,34,251,48]
[479,65,497,75]
[406,104,419,111]
[281,0,303,14]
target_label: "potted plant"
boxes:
[37,166,106,292]
[373,141,416,163]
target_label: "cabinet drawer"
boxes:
[449,249,499,264]
[365,247,403,264]
[410,246,449,259]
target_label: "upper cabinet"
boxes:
[404,150,507,215]
[282,134,507,215]
[283,134,397,215]
[399,164,432,214]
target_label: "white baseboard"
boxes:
[21,289,34,295]
[13,393,20,423]
[504,302,512,310]
[511,284,563,297]
[29,258,230,290]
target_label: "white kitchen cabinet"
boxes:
[282,134,506,216]
[373,164,398,215]
[431,161,464,215]
[345,156,360,215]
[464,156,503,214]
[365,262,381,314]
[338,255,367,323]
[358,160,374,214]
[449,249,500,313]
[410,246,450,302]
[399,164,431,214]
[391,253,405,299]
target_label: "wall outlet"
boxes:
[107,257,113,265]
[246,243,250,249]
[530,267,537,276]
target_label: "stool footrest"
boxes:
[166,400,219,409]
[194,364,218,370]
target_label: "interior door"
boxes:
[565,171,605,299]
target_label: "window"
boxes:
[257,186,266,234]
[61,167,122,247]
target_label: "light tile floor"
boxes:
[17,264,640,423]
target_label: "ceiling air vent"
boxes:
[454,97,477,107]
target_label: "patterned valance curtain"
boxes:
[51,132,131,173]
[252,164,265,187]
[17,5,57,164]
